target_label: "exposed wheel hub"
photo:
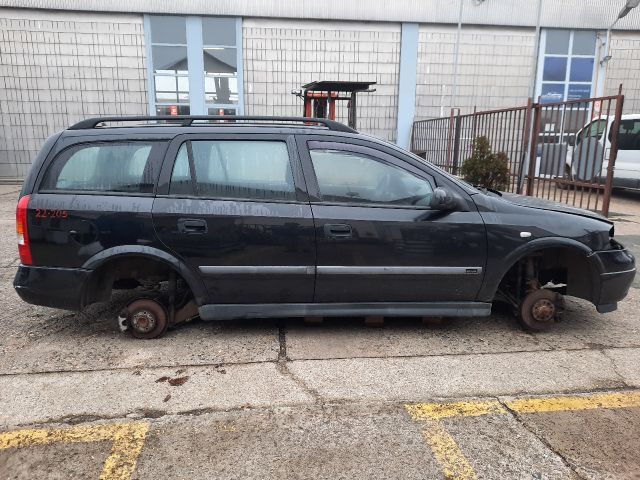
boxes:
[531,298,555,323]
[520,289,562,331]
[122,298,168,339]
[130,309,156,333]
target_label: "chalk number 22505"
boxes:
[35,209,68,219]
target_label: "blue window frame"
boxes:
[145,16,244,116]
[536,29,596,104]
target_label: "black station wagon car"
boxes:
[14,116,636,338]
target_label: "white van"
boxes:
[567,114,640,190]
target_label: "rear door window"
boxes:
[612,119,640,150]
[41,142,161,193]
[169,140,296,201]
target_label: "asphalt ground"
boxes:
[0,184,639,479]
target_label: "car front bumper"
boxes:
[14,265,91,311]
[592,246,636,313]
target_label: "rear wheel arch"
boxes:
[81,246,206,307]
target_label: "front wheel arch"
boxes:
[479,238,600,304]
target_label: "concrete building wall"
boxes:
[415,26,537,120]
[5,0,640,32]
[242,19,401,142]
[0,9,148,179]
[605,31,640,113]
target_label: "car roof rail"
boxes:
[67,115,358,133]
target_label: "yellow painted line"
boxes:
[505,390,640,415]
[100,423,149,480]
[420,418,478,480]
[0,422,149,480]
[405,400,507,421]
[405,390,640,480]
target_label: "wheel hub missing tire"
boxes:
[532,299,555,323]
[131,309,156,333]
[520,289,561,331]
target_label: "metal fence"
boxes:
[411,90,624,216]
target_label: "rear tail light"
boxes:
[16,195,32,265]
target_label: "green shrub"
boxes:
[459,136,510,190]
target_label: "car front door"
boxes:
[571,119,607,181]
[297,137,487,303]
[152,133,316,304]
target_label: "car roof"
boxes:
[59,124,369,142]
[60,115,366,140]
[590,114,640,122]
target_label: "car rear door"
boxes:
[296,136,487,303]
[152,133,316,304]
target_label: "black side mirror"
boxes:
[568,136,576,147]
[430,187,458,211]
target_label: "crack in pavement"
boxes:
[275,323,322,403]
[498,399,589,480]
[2,344,640,378]
[600,348,631,388]
[277,323,287,362]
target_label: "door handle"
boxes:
[324,223,352,239]
[177,218,208,234]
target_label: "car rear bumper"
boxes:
[13,265,91,311]
[592,247,636,312]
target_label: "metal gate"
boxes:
[411,89,625,216]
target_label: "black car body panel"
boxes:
[499,192,611,223]
[14,264,90,310]
[13,118,636,321]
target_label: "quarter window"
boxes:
[41,142,158,193]
[169,140,296,201]
[613,119,640,151]
[310,149,433,206]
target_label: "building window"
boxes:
[146,16,243,116]
[149,16,190,116]
[202,18,239,115]
[537,30,596,104]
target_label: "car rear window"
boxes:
[41,142,160,193]
[613,119,640,150]
[169,140,296,201]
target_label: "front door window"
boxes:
[310,148,433,207]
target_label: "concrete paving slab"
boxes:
[530,295,640,351]
[135,403,442,480]
[442,414,577,479]
[515,407,640,479]
[286,349,631,402]
[0,362,314,427]
[284,312,550,361]
[605,347,640,388]
[0,440,109,480]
